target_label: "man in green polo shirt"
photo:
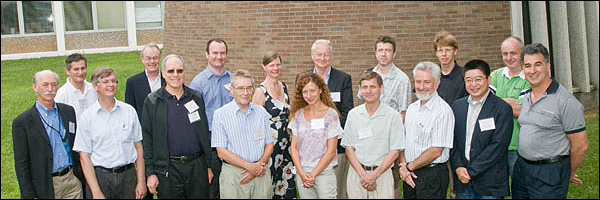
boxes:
[489,37,530,177]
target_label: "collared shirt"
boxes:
[490,67,530,150]
[437,62,468,106]
[73,99,143,168]
[404,92,454,163]
[35,101,72,173]
[55,77,98,118]
[313,66,332,84]
[211,101,274,162]
[189,67,233,131]
[358,64,412,112]
[518,80,586,161]
[145,69,162,93]
[465,91,490,160]
[288,107,341,172]
[342,103,405,166]
[164,89,201,156]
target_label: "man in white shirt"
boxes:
[399,61,454,199]
[55,53,97,118]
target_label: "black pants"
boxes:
[86,165,136,199]
[403,163,449,199]
[208,149,222,199]
[511,156,570,199]
[157,154,210,199]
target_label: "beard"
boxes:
[415,91,433,101]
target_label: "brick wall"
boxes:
[163,1,511,104]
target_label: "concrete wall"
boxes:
[1,35,57,54]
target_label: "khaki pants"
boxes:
[333,153,348,199]
[347,166,394,199]
[296,169,337,199]
[52,167,83,199]
[220,162,273,199]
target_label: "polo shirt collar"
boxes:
[546,79,560,94]
[163,87,189,100]
[358,103,386,118]
[501,67,525,79]
[66,77,92,95]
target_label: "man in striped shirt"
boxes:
[399,61,455,199]
[211,69,275,199]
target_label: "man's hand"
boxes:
[399,162,417,188]
[92,189,106,199]
[147,175,159,194]
[245,162,266,177]
[570,173,582,184]
[360,171,378,191]
[455,167,471,184]
[239,170,256,184]
[208,168,214,184]
[135,180,147,199]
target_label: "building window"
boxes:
[22,1,54,34]
[135,1,163,29]
[64,1,93,31]
[1,1,19,35]
[97,1,125,29]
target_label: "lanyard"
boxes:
[39,111,67,143]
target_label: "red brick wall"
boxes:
[163,1,511,104]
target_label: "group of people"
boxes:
[12,30,588,199]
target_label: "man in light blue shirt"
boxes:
[212,69,274,199]
[189,38,233,199]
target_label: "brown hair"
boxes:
[375,36,396,53]
[290,72,340,120]
[433,30,458,51]
[262,51,282,66]
[359,71,383,87]
[91,67,115,84]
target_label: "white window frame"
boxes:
[1,1,56,38]
[134,1,165,30]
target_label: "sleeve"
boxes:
[389,111,405,150]
[431,108,455,148]
[73,114,92,153]
[288,113,297,136]
[401,79,411,111]
[55,86,67,104]
[195,96,212,166]
[340,110,354,148]
[339,74,354,128]
[12,116,36,199]
[189,75,202,93]
[125,77,136,108]
[141,96,155,176]
[263,110,274,144]
[211,109,228,147]
[562,97,586,134]
[131,107,143,142]
[326,109,343,139]
[449,103,465,171]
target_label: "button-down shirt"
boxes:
[358,64,412,112]
[465,91,490,160]
[313,66,332,84]
[35,101,72,173]
[518,80,586,161]
[211,101,274,162]
[73,99,143,168]
[164,89,201,156]
[288,108,341,172]
[146,69,162,93]
[404,92,454,163]
[341,103,405,166]
[189,67,233,131]
[55,77,98,118]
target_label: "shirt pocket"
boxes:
[530,109,561,130]
[120,122,133,143]
[416,126,432,146]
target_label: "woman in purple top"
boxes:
[289,72,343,199]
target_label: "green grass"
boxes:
[1,51,599,199]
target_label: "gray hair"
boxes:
[521,43,550,63]
[33,70,60,84]
[413,61,441,82]
[140,43,161,58]
[161,54,186,70]
[231,69,255,87]
[311,39,333,54]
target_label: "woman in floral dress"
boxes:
[251,52,296,199]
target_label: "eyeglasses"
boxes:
[436,48,454,54]
[166,69,184,74]
[465,77,486,84]
[232,85,255,93]
[99,79,118,85]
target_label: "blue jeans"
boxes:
[507,150,518,177]
[456,182,503,199]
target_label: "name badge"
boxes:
[311,118,325,130]
[479,118,495,132]
[69,121,75,134]
[359,127,373,139]
[78,98,88,111]
[184,100,200,113]
[188,111,201,123]
[331,92,341,102]
[254,129,264,140]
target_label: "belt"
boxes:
[522,155,569,165]
[361,164,378,171]
[95,163,134,174]
[424,163,443,168]
[52,166,71,177]
[169,152,203,163]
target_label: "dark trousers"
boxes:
[86,165,136,199]
[403,163,449,199]
[209,149,222,199]
[511,156,570,199]
[157,154,210,199]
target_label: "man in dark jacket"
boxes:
[125,43,165,123]
[12,70,84,199]
[450,60,513,198]
[142,54,213,198]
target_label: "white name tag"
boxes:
[331,92,341,102]
[69,121,75,134]
[311,118,325,130]
[359,127,373,139]
[78,98,88,111]
[479,118,496,132]
[184,100,200,113]
[254,129,264,140]
[188,111,201,123]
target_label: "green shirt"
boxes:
[490,67,530,150]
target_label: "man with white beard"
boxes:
[398,61,455,199]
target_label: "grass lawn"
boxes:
[1,51,599,199]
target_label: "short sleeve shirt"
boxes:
[288,107,341,172]
[358,65,412,112]
[189,67,233,131]
[55,78,98,119]
[341,103,405,166]
[518,80,586,161]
